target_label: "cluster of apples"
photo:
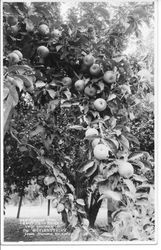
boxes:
[38,23,62,37]
[85,128,134,178]
[7,49,23,65]
[85,127,110,160]
[61,54,116,95]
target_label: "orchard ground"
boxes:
[4,201,108,242]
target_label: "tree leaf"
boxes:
[94,6,110,20]
[129,160,145,170]
[9,86,19,107]
[66,183,75,193]
[8,65,32,73]
[132,174,147,183]
[48,99,60,111]
[118,134,129,149]
[79,161,95,173]
[3,95,14,132]
[70,215,78,227]
[68,125,85,130]
[97,81,104,93]
[29,125,45,137]
[128,152,144,161]
[107,93,116,102]
[129,112,135,120]
[64,90,71,100]
[47,89,56,99]
[103,163,118,179]
[3,87,9,100]
[71,227,81,241]
[123,179,136,194]
[137,69,152,82]
[120,84,131,94]
[104,138,118,154]
[56,45,63,52]
[85,164,97,177]
[98,190,122,201]
[19,146,28,152]
[132,6,147,18]
[15,74,33,88]
[76,199,85,206]
[13,77,24,91]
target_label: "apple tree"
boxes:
[3,1,155,241]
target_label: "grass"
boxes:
[4,217,71,242]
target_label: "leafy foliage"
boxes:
[3,1,154,241]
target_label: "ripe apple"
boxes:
[94,98,107,111]
[68,193,74,202]
[44,176,55,186]
[7,16,18,26]
[83,54,95,67]
[85,128,99,138]
[38,24,50,35]
[37,46,49,58]
[93,144,110,160]
[82,218,89,227]
[10,24,19,35]
[117,161,134,178]
[84,85,97,97]
[92,138,101,148]
[57,203,65,213]
[75,80,85,91]
[51,29,61,38]
[13,50,23,60]
[62,77,72,87]
[8,52,20,65]
[52,198,58,208]
[89,64,101,76]
[103,71,116,84]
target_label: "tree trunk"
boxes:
[17,192,23,219]
[61,209,69,227]
[88,199,102,228]
[47,199,50,216]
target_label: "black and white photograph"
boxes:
[1,0,157,244]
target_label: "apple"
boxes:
[10,24,19,35]
[89,64,101,76]
[57,203,65,213]
[75,80,85,91]
[103,71,116,84]
[85,128,99,138]
[83,54,95,67]
[94,98,107,111]
[38,24,50,36]
[44,176,55,186]
[84,85,97,97]
[93,144,110,160]
[7,16,18,26]
[117,161,134,178]
[37,46,49,58]
[62,77,72,87]
[13,50,23,60]
[51,29,61,38]
[82,218,89,227]
[92,138,101,148]
[8,52,20,65]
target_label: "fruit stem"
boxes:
[73,70,80,80]
[98,115,104,139]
